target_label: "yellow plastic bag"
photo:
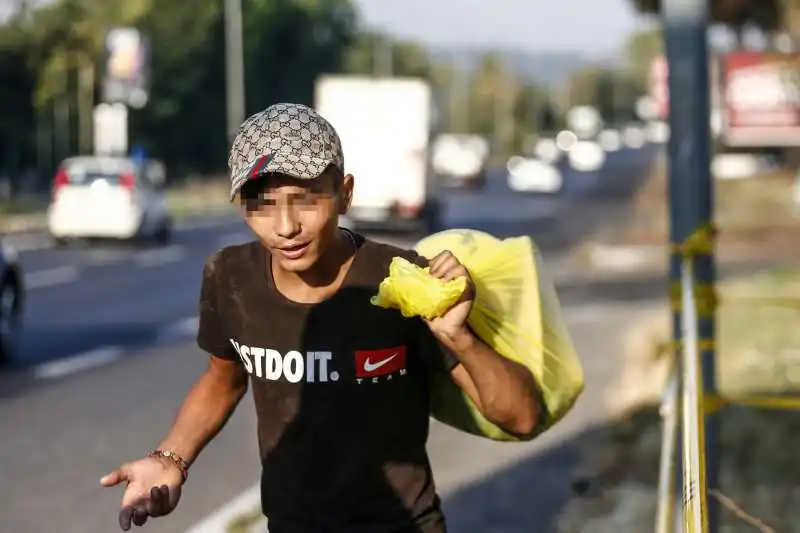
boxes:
[371,229,584,441]
[371,257,467,320]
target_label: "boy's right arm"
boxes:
[99,356,248,530]
[101,253,247,530]
[156,354,248,465]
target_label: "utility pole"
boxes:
[493,63,515,154]
[78,60,95,154]
[224,0,246,143]
[663,0,718,531]
[374,35,393,77]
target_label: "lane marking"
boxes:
[32,346,123,380]
[156,316,199,343]
[25,265,80,289]
[183,483,262,533]
[136,245,186,267]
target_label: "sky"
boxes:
[354,0,645,55]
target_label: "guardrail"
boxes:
[654,229,800,533]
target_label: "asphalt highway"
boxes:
[0,145,660,533]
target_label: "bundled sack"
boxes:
[371,229,584,442]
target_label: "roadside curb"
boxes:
[0,213,47,235]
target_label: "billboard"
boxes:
[722,51,800,147]
[101,27,150,109]
[650,55,669,120]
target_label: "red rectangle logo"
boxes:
[354,345,407,378]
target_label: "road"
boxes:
[0,146,659,533]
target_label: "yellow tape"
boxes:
[657,339,715,358]
[704,393,800,414]
[669,281,718,317]
[670,223,716,257]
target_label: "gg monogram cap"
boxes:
[227,102,345,200]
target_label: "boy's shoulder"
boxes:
[357,235,427,275]
[203,241,260,282]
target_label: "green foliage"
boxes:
[0,0,648,177]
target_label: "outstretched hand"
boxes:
[100,457,183,530]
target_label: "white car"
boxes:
[507,156,563,193]
[568,141,607,172]
[47,156,172,245]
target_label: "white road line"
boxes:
[156,316,199,343]
[136,244,186,267]
[32,346,124,380]
[25,265,80,289]
[183,483,262,533]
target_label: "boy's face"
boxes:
[239,167,353,273]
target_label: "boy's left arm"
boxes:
[424,250,542,436]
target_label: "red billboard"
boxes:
[650,55,669,119]
[722,51,800,146]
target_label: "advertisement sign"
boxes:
[93,103,128,155]
[101,27,150,109]
[650,55,669,120]
[722,52,800,147]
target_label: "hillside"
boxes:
[428,47,620,87]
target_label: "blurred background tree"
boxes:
[2,0,800,181]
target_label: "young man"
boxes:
[101,102,542,532]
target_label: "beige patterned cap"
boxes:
[227,102,345,200]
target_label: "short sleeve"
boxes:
[197,254,238,360]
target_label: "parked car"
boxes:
[0,240,23,363]
[46,156,172,246]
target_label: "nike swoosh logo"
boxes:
[363,353,398,373]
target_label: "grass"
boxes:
[559,267,800,533]
[0,194,49,216]
[718,268,800,395]
[608,156,800,245]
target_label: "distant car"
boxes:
[568,141,607,172]
[47,156,172,246]
[507,156,563,194]
[433,134,489,190]
[0,241,23,363]
[440,167,487,190]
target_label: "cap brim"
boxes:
[229,154,333,202]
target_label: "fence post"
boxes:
[663,0,718,531]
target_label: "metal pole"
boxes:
[224,0,246,143]
[655,373,679,533]
[681,259,710,532]
[663,0,718,531]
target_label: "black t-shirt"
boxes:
[197,231,457,533]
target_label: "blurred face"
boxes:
[239,167,353,273]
